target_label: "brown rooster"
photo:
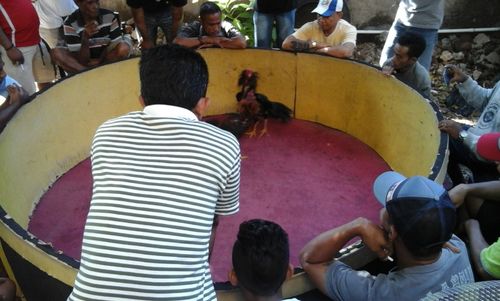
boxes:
[235,69,292,137]
[205,69,292,138]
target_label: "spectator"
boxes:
[34,0,78,49]
[230,219,297,301]
[253,0,296,49]
[300,171,474,301]
[449,133,500,280]
[52,0,131,74]
[174,1,246,49]
[438,65,500,185]
[379,0,445,70]
[67,44,241,301]
[127,0,187,49]
[465,220,499,280]
[0,54,30,133]
[282,0,356,58]
[0,0,39,95]
[381,32,431,99]
[0,278,15,301]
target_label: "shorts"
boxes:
[32,40,57,83]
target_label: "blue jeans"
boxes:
[253,9,295,48]
[145,8,173,45]
[379,21,438,70]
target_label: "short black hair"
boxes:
[139,44,208,109]
[200,1,221,19]
[396,32,426,59]
[388,209,453,259]
[232,219,290,297]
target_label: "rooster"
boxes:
[235,69,292,137]
[205,69,292,138]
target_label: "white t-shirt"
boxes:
[34,0,77,29]
[293,19,357,46]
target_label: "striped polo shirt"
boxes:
[60,8,122,59]
[68,105,241,301]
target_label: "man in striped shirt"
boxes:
[53,0,131,73]
[68,44,241,300]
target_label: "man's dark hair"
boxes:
[388,209,452,259]
[232,219,290,297]
[396,32,426,59]
[200,1,221,19]
[139,44,208,109]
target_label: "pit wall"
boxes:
[0,48,446,300]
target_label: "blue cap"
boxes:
[373,171,456,250]
[312,0,343,17]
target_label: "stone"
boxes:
[473,33,490,47]
[485,51,500,65]
[453,52,465,61]
[440,50,454,62]
[472,70,482,80]
[440,38,452,50]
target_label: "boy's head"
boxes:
[139,44,209,111]
[374,172,456,259]
[230,219,293,298]
[391,32,426,71]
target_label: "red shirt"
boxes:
[0,0,40,47]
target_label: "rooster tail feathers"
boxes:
[269,101,293,122]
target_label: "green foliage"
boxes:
[212,0,255,47]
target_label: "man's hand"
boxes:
[6,46,24,65]
[357,218,392,260]
[438,119,462,139]
[443,241,461,253]
[381,59,395,76]
[444,64,468,84]
[448,183,469,207]
[83,21,99,39]
[6,84,28,106]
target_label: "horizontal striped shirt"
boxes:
[59,8,122,59]
[68,105,241,301]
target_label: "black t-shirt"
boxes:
[126,0,187,13]
[254,0,297,14]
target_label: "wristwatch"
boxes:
[458,129,468,142]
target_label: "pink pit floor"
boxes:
[28,119,390,282]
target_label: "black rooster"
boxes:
[235,69,292,137]
[205,69,292,138]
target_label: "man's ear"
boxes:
[193,97,210,119]
[228,268,238,286]
[389,225,398,241]
[285,263,294,280]
[336,11,343,19]
[409,56,418,65]
[139,95,145,107]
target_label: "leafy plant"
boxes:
[213,0,255,47]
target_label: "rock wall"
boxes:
[349,0,500,29]
[101,0,500,29]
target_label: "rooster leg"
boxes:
[245,121,259,138]
[259,119,269,137]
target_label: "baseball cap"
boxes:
[373,171,456,250]
[312,0,343,17]
[476,133,500,161]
